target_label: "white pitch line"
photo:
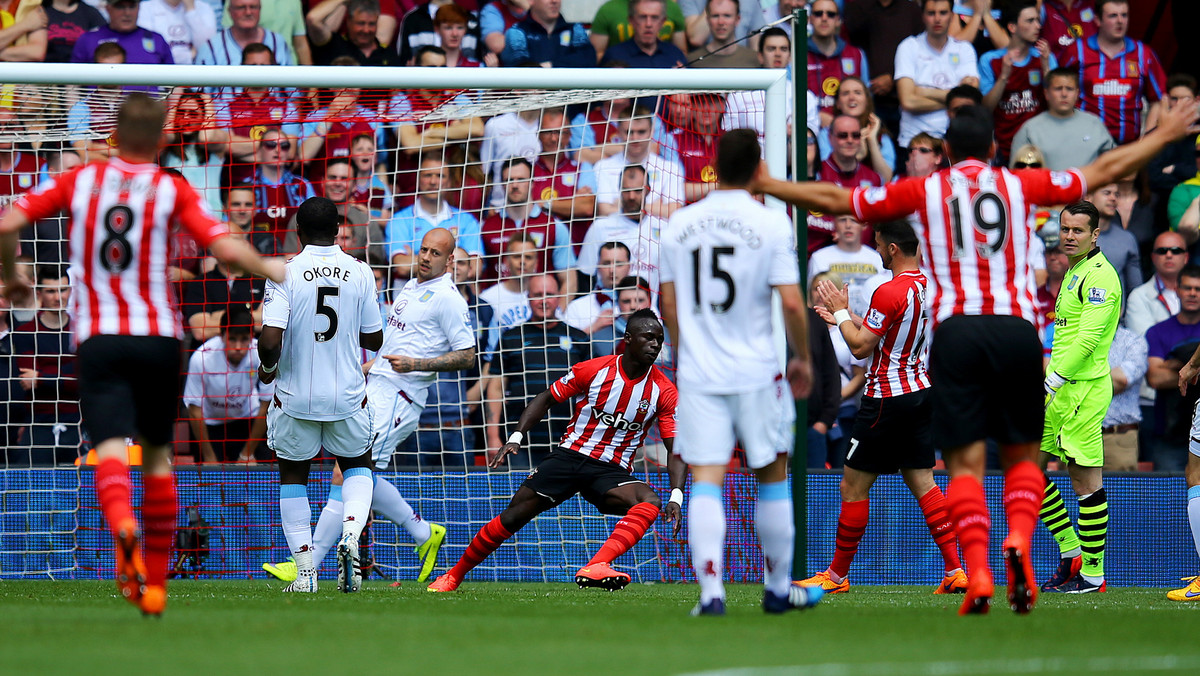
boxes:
[678,655,1200,676]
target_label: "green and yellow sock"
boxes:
[1078,488,1108,582]
[1040,475,1082,557]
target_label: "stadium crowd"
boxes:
[0,0,1194,479]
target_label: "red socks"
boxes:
[1003,460,1045,544]
[449,516,513,580]
[588,502,659,565]
[142,475,177,588]
[917,485,962,572]
[95,458,135,536]
[946,475,990,580]
[828,499,869,579]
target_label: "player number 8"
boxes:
[100,205,135,273]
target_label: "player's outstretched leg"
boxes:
[266,484,344,581]
[1002,460,1044,613]
[688,482,726,615]
[371,475,445,581]
[577,502,659,591]
[279,483,317,593]
[914,484,967,594]
[428,516,513,592]
[140,469,176,615]
[337,466,373,593]
[96,453,146,608]
[946,474,993,615]
[1039,474,1083,591]
[1170,484,1200,601]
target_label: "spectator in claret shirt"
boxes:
[213,44,302,164]
[241,127,316,254]
[500,0,594,67]
[810,115,882,252]
[532,107,596,250]
[70,0,173,65]
[806,0,869,122]
[11,265,79,466]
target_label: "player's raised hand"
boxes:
[488,442,519,468]
[1179,361,1200,396]
[815,280,850,314]
[786,356,813,399]
[1157,97,1200,141]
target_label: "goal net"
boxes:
[0,63,789,583]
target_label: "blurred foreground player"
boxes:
[753,101,1200,614]
[660,129,820,616]
[0,93,286,615]
[265,228,471,584]
[802,220,966,595]
[428,309,685,592]
[258,197,383,593]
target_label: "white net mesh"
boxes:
[0,66,784,581]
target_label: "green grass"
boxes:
[3,580,1198,676]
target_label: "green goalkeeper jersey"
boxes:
[1047,248,1122,382]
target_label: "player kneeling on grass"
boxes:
[428,309,685,592]
[801,220,968,596]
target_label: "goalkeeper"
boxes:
[1040,200,1122,594]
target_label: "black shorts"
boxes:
[845,389,934,474]
[522,449,645,511]
[929,315,1044,449]
[77,335,183,447]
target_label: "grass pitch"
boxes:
[3,580,1198,676]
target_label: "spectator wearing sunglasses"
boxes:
[1126,232,1188,337]
[242,127,315,254]
[809,115,882,253]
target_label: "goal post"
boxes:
[0,63,794,583]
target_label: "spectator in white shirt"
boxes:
[808,214,884,316]
[138,0,217,65]
[480,109,541,207]
[563,240,631,335]
[579,164,661,292]
[893,0,979,147]
[593,107,684,231]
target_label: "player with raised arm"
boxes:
[258,196,384,594]
[802,220,967,596]
[427,309,685,593]
[659,128,819,617]
[0,93,286,616]
[753,100,1200,615]
[264,228,473,585]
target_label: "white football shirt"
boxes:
[369,272,475,390]
[261,244,383,421]
[660,189,800,394]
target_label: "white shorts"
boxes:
[267,401,374,462]
[367,376,426,469]
[676,379,795,470]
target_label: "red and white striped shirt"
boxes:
[851,161,1087,328]
[549,355,677,471]
[862,270,931,398]
[15,157,227,345]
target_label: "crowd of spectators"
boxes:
[0,0,1194,473]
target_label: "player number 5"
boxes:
[315,286,339,342]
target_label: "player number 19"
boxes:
[946,191,1009,259]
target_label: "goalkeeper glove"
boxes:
[1044,372,1067,407]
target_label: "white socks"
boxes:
[341,467,374,542]
[756,481,794,597]
[1189,486,1200,559]
[689,482,725,603]
[280,484,314,577]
